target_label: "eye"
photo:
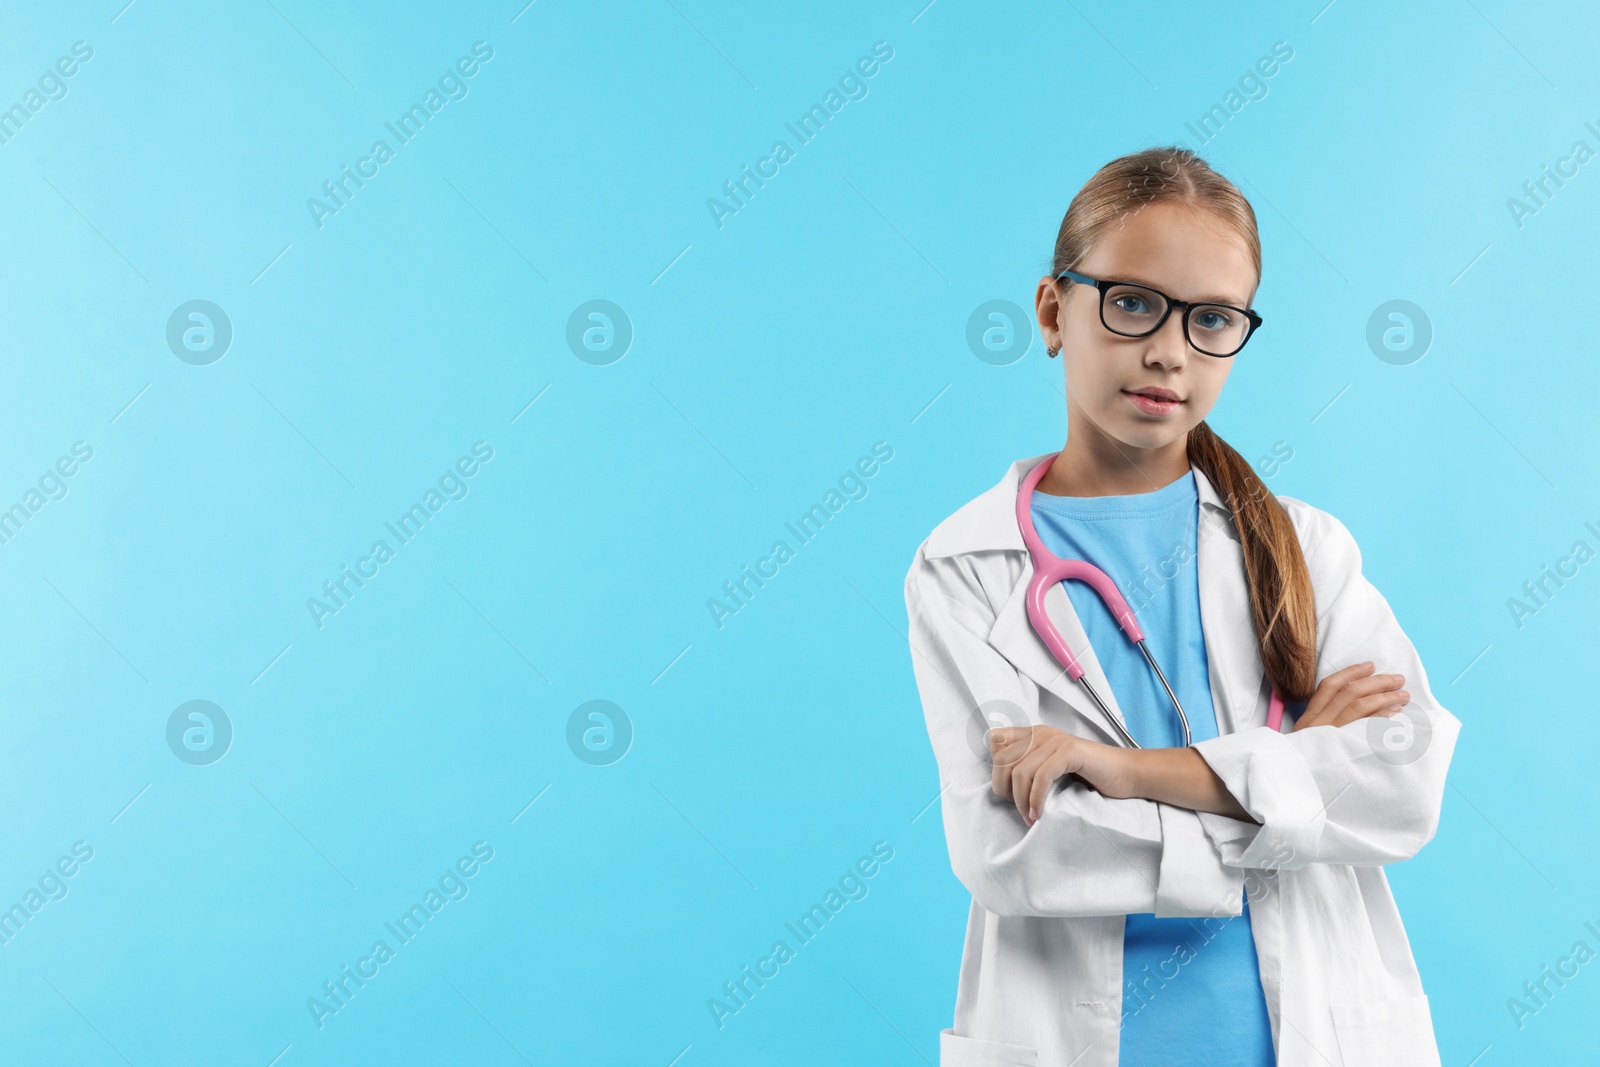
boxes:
[1193,307,1236,331]
[1112,293,1154,315]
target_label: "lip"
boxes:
[1122,388,1184,416]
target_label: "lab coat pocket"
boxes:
[939,1027,1039,1066]
[1329,993,1440,1067]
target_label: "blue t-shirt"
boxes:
[1031,468,1273,1067]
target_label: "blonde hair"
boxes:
[1049,146,1318,703]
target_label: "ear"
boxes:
[1035,276,1065,353]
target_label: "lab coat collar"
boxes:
[925,451,1257,747]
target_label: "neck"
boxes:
[1037,425,1191,498]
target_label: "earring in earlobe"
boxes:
[1046,345,1059,358]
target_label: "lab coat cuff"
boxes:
[1195,810,1268,867]
[1191,726,1323,870]
[1154,803,1246,918]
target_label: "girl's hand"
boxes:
[1292,660,1409,732]
[988,725,1135,827]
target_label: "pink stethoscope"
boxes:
[1017,453,1285,748]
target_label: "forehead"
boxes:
[1082,201,1257,306]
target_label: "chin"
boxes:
[1111,420,1189,450]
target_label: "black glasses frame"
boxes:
[1055,269,1264,357]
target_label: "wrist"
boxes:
[1075,736,1142,800]
[1106,745,1143,800]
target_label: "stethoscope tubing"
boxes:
[1016,453,1285,747]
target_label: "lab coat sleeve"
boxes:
[905,545,1247,919]
[1190,508,1463,871]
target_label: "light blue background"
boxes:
[0,1,1592,1064]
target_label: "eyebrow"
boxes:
[1106,273,1251,307]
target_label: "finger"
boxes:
[1010,760,1034,823]
[987,733,1027,773]
[1307,685,1409,730]
[992,726,1044,760]
[991,732,1021,796]
[1300,662,1375,726]
[994,734,1037,807]
[992,739,1020,798]
[1027,749,1068,824]
[990,731,1033,771]
[1307,665,1403,725]
[988,726,1029,748]
[1009,743,1057,824]
[1331,689,1410,728]
[1338,671,1406,698]
[988,729,1018,761]
[1324,674,1406,725]
[1322,661,1377,690]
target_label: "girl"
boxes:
[903,147,1460,1067]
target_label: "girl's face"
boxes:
[1037,200,1258,453]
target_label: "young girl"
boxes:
[904,147,1460,1067]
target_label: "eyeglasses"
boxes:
[1055,269,1263,357]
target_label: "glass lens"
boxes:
[1098,282,1252,355]
[1101,283,1168,335]
[1188,304,1250,355]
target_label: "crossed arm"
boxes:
[906,508,1461,918]
[987,661,1411,827]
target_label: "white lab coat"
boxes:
[903,453,1461,1067]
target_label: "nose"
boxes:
[1143,312,1190,370]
